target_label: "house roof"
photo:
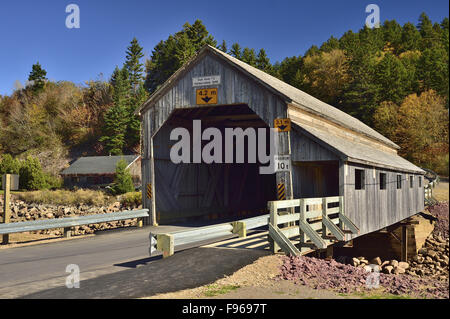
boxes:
[137,45,399,150]
[61,155,140,175]
[293,122,424,174]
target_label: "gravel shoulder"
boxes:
[146,254,346,299]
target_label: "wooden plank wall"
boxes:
[290,128,338,162]
[343,162,425,237]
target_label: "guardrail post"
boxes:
[157,233,174,258]
[232,221,246,238]
[63,227,72,238]
[2,174,11,245]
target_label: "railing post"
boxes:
[157,233,174,258]
[299,198,305,248]
[2,174,11,245]
[268,201,279,253]
[321,198,327,238]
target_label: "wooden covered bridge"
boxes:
[136,45,425,254]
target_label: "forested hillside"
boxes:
[0,13,448,188]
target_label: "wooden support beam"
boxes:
[401,225,408,262]
[339,212,359,235]
[268,224,300,256]
[299,220,327,249]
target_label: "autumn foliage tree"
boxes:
[374,90,449,174]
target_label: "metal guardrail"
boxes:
[0,209,149,237]
[149,214,269,257]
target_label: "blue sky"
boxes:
[0,0,448,96]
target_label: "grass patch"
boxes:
[339,289,413,299]
[15,189,115,206]
[203,284,240,297]
[433,181,449,202]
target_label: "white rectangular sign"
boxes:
[192,75,221,87]
[2,174,19,191]
[274,155,291,172]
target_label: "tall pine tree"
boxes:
[28,62,47,92]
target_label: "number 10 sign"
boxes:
[274,155,291,172]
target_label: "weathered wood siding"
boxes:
[141,53,289,223]
[141,53,287,139]
[343,162,425,236]
[290,127,338,162]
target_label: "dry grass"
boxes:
[434,180,449,202]
[120,191,142,207]
[15,189,115,206]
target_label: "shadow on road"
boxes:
[20,247,269,299]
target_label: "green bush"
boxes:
[111,159,134,195]
[44,173,63,189]
[19,156,48,190]
[120,191,142,207]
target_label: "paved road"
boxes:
[0,225,196,298]
[0,224,267,298]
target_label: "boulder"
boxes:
[398,262,409,270]
[389,260,399,267]
[383,266,394,274]
[370,257,382,265]
[393,266,405,275]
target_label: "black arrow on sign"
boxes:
[278,125,287,131]
[202,96,212,103]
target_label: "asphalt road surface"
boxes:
[0,224,267,299]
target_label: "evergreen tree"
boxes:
[28,62,47,92]
[320,36,340,52]
[219,40,228,53]
[400,22,421,52]
[111,159,135,195]
[375,53,409,104]
[256,48,272,72]
[100,67,130,155]
[241,47,257,66]
[124,38,145,93]
[418,12,437,49]
[230,43,242,59]
[304,45,320,57]
[144,20,216,93]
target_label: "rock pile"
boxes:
[408,234,449,280]
[428,201,449,240]
[343,256,413,275]
[280,255,449,298]
[0,198,142,237]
